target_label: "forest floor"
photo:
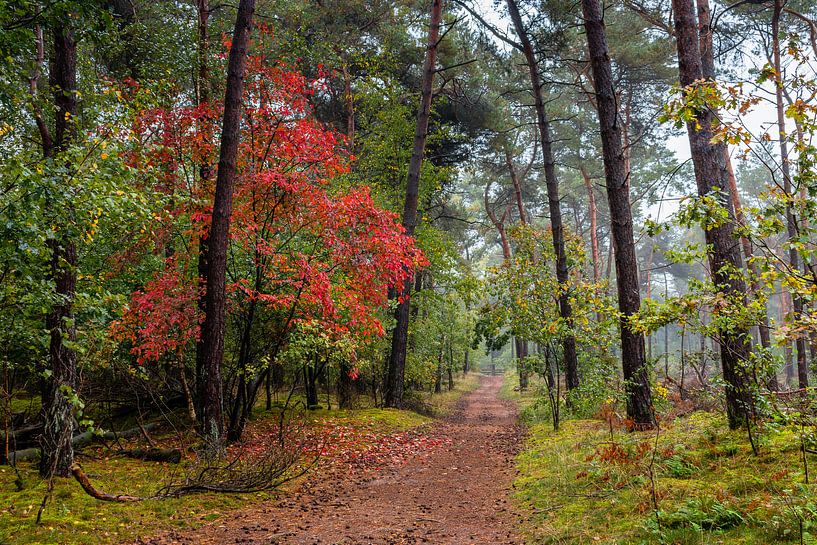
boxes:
[507,375,817,544]
[1,375,483,545]
[135,374,523,545]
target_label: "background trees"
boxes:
[2,0,817,513]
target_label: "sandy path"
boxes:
[137,375,523,545]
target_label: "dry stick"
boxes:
[647,419,662,540]
[802,428,810,485]
[71,463,145,502]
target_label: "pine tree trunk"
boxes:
[194,0,211,416]
[198,0,255,453]
[385,0,441,409]
[772,0,808,388]
[506,0,579,391]
[672,0,752,429]
[40,20,79,478]
[645,244,654,361]
[781,290,795,386]
[515,338,529,390]
[698,0,774,373]
[580,165,601,283]
[581,0,655,428]
[506,148,528,225]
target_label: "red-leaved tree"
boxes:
[112,36,425,442]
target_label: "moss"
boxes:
[513,411,817,544]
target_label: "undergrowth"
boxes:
[507,368,817,544]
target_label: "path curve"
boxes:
[137,375,523,545]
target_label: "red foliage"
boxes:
[110,260,201,364]
[234,416,449,476]
[112,34,425,362]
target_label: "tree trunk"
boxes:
[506,148,528,225]
[485,182,513,261]
[581,0,654,429]
[337,361,355,409]
[194,0,212,416]
[40,20,79,478]
[226,295,258,443]
[645,243,654,361]
[580,165,601,283]
[781,290,795,387]
[680,327,687,399]
[434,344,443,394]
[198,0,255,453]
[698,0,774,375]
[385,0,441,409]
[506,0,579,391]
[447,338,454,391]
[672,0,752,429]
[304,357,321,408]
[773,0,808,389]
[515,337,529,390]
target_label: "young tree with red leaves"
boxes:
[113,35,425,444]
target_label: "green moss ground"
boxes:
[508,372,817,544]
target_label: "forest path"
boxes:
[137,375,523,545]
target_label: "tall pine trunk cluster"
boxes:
[671,0,752,429]
[385,0,442,409]
[580,0,655,429]
[505,0,580,392]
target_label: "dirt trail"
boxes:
[137,375,523,545]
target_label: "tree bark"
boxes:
[385,0,442,408]
[485,182,513,261]
[195,0,212,415]
[506,148,528,225]
[515,337,529,389]
[581,0,655,428]
[645,243,654,361]
[198,0,256,453]
[40,20,79,478]
[672,0,752,429]
[337,360,355,409]
[580,165,601,283]
[697,0,773,369]
[506,0,579,391]
[781,290,795,386]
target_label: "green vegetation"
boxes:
[510,376,817,544]
[424,372,481,416]
[1,453,250,545]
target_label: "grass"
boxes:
[508,371,817,544]
[424,372,481,416]
[0,374,476,545]
[0,456,250,545]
